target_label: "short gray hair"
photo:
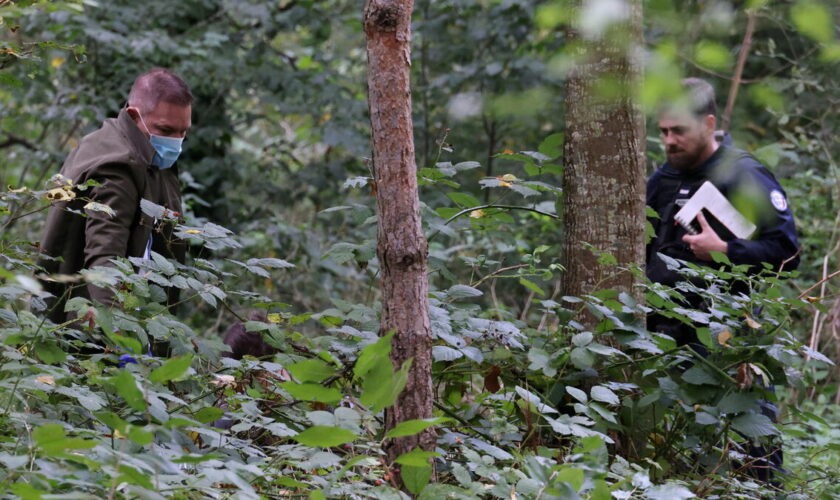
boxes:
[680,77,717,118]
[127,68,193,114]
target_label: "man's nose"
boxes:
[662,132,677,146]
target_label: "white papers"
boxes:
[674,181,756,239]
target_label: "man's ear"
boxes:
[125,106,148,135]
[125,106,140,121]
[704,114,717,134]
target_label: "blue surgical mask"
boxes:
[148,135,183,169]
[137,111,184,169]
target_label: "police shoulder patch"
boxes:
[770,190,788,211]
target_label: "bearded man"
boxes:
[646,77,799,343]
[645,77,800,483]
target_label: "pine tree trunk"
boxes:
[363,0,435,473]
[562,1,645,314]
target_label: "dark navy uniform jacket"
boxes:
[646,141,800,290]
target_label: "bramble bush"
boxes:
[1,141,837,499]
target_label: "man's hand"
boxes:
[682,211,727,261]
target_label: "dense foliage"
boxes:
[2,0,840,498]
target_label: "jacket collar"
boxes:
[117,108,155,167]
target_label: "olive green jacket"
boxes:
[40,109,185,322]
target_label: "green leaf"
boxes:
[591,385,620,405]
[111,370,146,412]
[447,192,481,207]
[117,464,154,489]
[791,1,834,43]
[709,251,731,265]
[566,386,588,403]
[286,359,337,383]
[385,418,452,439]
[731,412,778,437]
[570,346,595,369]
[360,358,412,412]
[149,354,193,384]
[527,347,556,377]
[11,483,48,500]
[354,332,394,378]
[590,480,611,500]
[694,41,732,71]
[127,426,153,446]
[292,426,357,448]
[309,490,326,500]
[33,424,96,454]
[280,382,342,404]
[105,331,143,356]
[34,342,67,364]
[555,466,585,492]
[446,284,483,299]
[538,132,564,158]
[394,448,441,467]
[696,327,714,350]
[418,484,475,500]
[172,453,224,464]
[696,411,718,426]
[681,366,718,385]
[645,483,696,500]
[519,277,545,296]
[194,406,225,424]
[97,411,129,432]
[718,392,758,414]
[435,207,461,219]
[402,465,433,495]
[571,331,593,347]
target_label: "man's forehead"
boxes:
[657,109,700,128]
[147,102,191,125]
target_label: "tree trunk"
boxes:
[562,1,646,316]
[363,0,435,473]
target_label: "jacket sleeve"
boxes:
[83,163,141,304]
[725,161,800,272]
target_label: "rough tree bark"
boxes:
[562,0,646,317]
[363,0,435,471]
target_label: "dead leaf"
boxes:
[744,314,761,329]
[211,374,236,388]
[717,329,733,347]
[736,363,753,389]
[484,365,501,393]
[45,188,75,202]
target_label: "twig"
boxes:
[471,263,529,289]
[722,10,757,132]
[798,268,840,300]
[426,204,558,242]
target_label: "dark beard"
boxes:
[666,145,706,171]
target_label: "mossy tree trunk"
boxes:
[562,0,646,321]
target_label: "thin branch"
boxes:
[471,263,529,289]
[0,131,38,151]
[722,10,757,132]
[798,269,840,300]
[426,204,558,243]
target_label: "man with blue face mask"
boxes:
[40,68,192,328]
